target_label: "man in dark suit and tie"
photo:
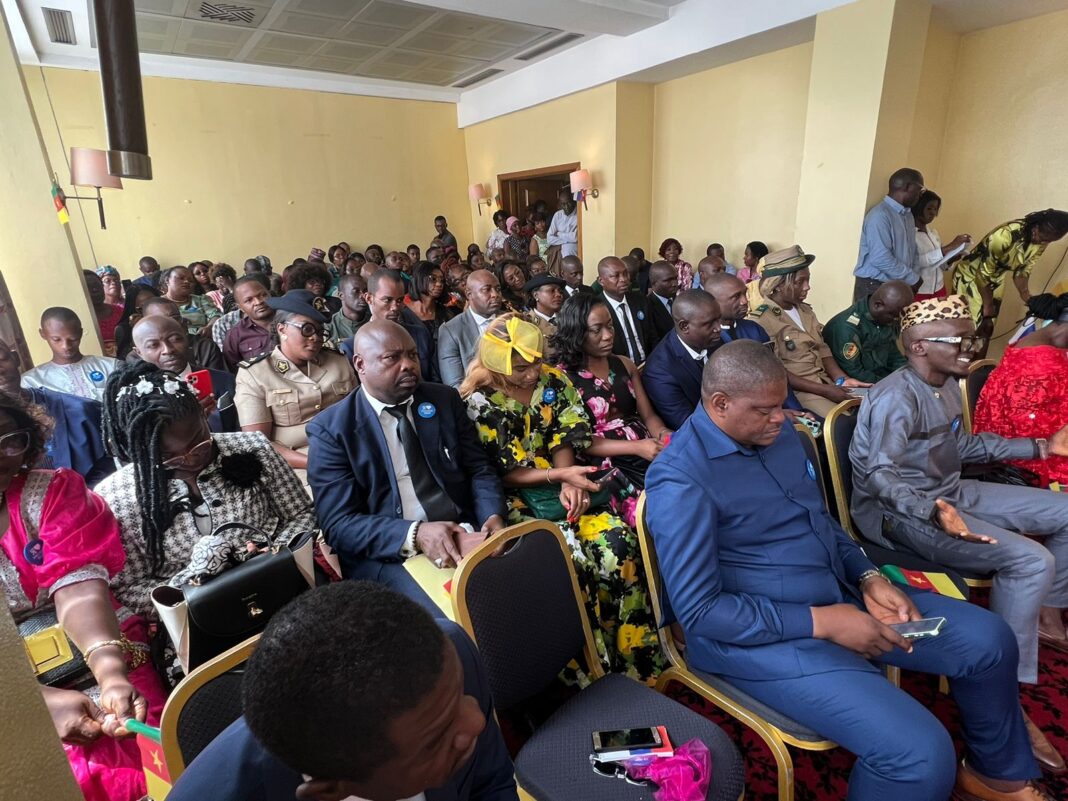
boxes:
[599,256,656,364]
[438,269,503,388]
[308,320,507,610]
[646,340,1046,801]
[642,290,722,429]
[340,269,438,381]
[646,260,678,342]
[166,582,519,801]
[561,255,592,297]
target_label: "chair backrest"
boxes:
[635,494,685,665]
[823,398,862,541]
[451,520,602,712]
[793,423,829,510]
[160,635,259,782]
[960,359,997,433]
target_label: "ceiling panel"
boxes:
[353,1,436,30]
[255,31,323,53]
[245,47,307,66]
[134,0,189,15]
[269,12,340,37]
[335,19,408,46]
[285,0,365,20]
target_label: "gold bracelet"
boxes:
[545,467,554,484]
[84,635,148,670]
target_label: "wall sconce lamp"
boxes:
[569,169,599,210]
[469,182,493,216]
[65,147,123,229]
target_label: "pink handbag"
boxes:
[624,738,712,801]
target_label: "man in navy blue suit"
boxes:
[642,290,723,429]
[308,320,506,609]
[131,315,238,432]
[645,339,1045,801]
[166,582,518,801]
[340,268,438,381]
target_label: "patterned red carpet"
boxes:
[665,639,1068,800]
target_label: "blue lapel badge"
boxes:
[417,402,436,419]
[89,370,105,383]
[542,387,557,403]
[806,460,816,481]
[952,417,961,432]
[23,538,44,565]
[636,310,645,321]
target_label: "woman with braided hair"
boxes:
[974,293,1068,489]
[94,361,317,627]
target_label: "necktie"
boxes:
[617,301,643,362]
[667,297,674,310]
[385,405,459,522]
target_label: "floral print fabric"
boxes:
[466,365,664,681]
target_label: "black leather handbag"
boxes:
[151,522,316,672]
[19,607,94,689]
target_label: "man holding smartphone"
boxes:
[647,340,1049,801]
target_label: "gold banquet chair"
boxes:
[823,399,986,590]
[959,358,997,434]
[451,518,746,801]
[636,494,836,801]
[160,635,259,783]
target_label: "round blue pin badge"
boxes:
[636,310,645,321]
[952,417,961,432]
[89,370,105,383]
[417,402,436,419]
[23,538,44,566]
[542,388,557,403]
[806,460,816,481]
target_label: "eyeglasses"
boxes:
[919,336,986,351]
[0,430,31,457]
[589,758,657,787]
[281,321,326,339]
[161,436,213,469]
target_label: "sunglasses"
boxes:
[0,430,31,458]
[281,320,326,339]
[919,336,986,351]
[589,758,657,788]
[161,436,213,470]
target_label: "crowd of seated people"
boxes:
[9,182,1068,801]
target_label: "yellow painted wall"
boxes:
[905,15,960,185]
[464,83,618,274]
[650,43,813,272]
[934,8,1068,347]
[0,9,100,366]
[23,67,472,275]
[614,82,654,257]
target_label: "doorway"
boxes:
[497,162,582,259]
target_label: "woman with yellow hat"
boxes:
[460,314,663,682]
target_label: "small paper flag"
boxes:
[50,179,69,225]
[135,726,171,800]
[881,565,965,600]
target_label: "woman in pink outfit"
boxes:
[659,238,693,290]
[0,393,167,801]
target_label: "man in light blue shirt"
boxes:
[852,168,925,301]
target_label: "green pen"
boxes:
[123,719,162,741]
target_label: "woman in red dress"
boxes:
[973,293,1068,488]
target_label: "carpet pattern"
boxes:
[665,640,1068,800]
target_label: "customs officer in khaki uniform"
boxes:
[235,289,356,483]
[747,246,870,418]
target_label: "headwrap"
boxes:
[96,265,119,277]
[900,295,971,333]
[506,216,519,232]
[479,316,543,376]
[308,248,326,262]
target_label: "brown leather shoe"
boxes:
[1024,712,1067,775]
[953,763,1055,800]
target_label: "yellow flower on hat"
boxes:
[480,315,543,375]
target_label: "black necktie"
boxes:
[667,297,673,310]
[385,405,458,522]
[617,302,642,362]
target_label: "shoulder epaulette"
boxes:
[846,314,861,326]
[238,352,269,370]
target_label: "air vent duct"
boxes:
[453,68,504,89]
[197,2,258,25]
[515,33,583,61]
[42,7,76,45]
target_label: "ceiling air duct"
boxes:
[92,0,152,180]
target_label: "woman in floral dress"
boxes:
[553,293,671,498]
[460,314,664,682]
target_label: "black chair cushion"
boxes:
[689,668,827,745]
[176,671,245,766]
[463,528,590,711]
[515,673,745,801]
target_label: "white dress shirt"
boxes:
[608,296,645,363]
[547,209,579,257]
[363,390,427,555]
[915,226,945,295]
[469,309,494,335]
[677,333,707,363]
[652,293,672,311]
